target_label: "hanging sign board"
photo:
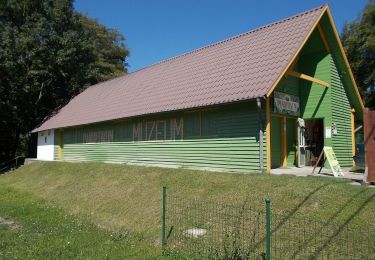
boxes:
[274,91,300,116]
[323,146,344,177]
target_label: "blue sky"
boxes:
[74,0,368,72]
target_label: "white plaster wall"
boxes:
[37,130,54,160]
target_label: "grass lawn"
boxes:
[0,187,152,259]
[0,161,374,258]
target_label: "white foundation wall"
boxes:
[37,130,55,160]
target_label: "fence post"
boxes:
[15,157,18,167]
[265,196,271,260]
[162,186,167,253]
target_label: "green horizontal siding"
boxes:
[300,52,353,167]
[319,13,363,119]
[62,137,261,171]
[330,58,353,166]
[53,134,58,160]
[58,102,266,172]
[53,145,57,160]
[275,73,300,98]
[300,52,332,125]
[300,52,333,168]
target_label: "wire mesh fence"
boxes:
[162,187,375,259]
[165,195,268,259]
[270,211,374,259]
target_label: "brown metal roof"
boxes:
[33,5,326,132]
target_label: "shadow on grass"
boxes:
[249,182,332,251]
[271,182,331,232]
[309,193,375,258]
[252,181,370,255]
[291,188,370,258]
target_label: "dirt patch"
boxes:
[0,217,21,230]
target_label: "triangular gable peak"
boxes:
[267,5,364,118]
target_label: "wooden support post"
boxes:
[351,109,356,166]
[257,98,264,172]
[57,130,63,160]
[266,97,271,175]
[282,117,287,167]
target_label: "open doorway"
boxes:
[304,119,324,166]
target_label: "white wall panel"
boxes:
[37,130,54,160]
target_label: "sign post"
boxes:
[323,146,344,177]
[311,146,344,177]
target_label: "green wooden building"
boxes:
[33,5,364,174]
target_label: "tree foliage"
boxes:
[341,0,375,108]
[0,0,129,162]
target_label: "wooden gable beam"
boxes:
[317,24,330,53]
[286,70,330,87]
[266,5,328,97]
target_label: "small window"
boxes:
[44,137,47,143]
[184,112,201,138]
[48,130,51,136]
[202,110,217,136]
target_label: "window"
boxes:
[184,109,218,138]
[202,110,218,136]
[114,123,132,142]
[184,112,201,138]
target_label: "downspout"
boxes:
[257,97,264,173]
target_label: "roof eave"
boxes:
[30,95,265,132]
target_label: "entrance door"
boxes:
[286,118,297,166]
[304,119,324,166]
[271,117,282,168]
[271,116,297,168]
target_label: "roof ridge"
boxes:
[127,4,327,75]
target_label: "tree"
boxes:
[78,14,128,81]
[341,0,375,108]
[0,0,129,162]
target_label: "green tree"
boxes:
[341,0,375,108]
[0,0,129,162]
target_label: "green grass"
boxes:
[0,161,374,258]
[0,187,154,259]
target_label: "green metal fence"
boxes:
[161,186,374,259]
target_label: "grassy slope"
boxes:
[0,162,374,257]
[0,187,151,259]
